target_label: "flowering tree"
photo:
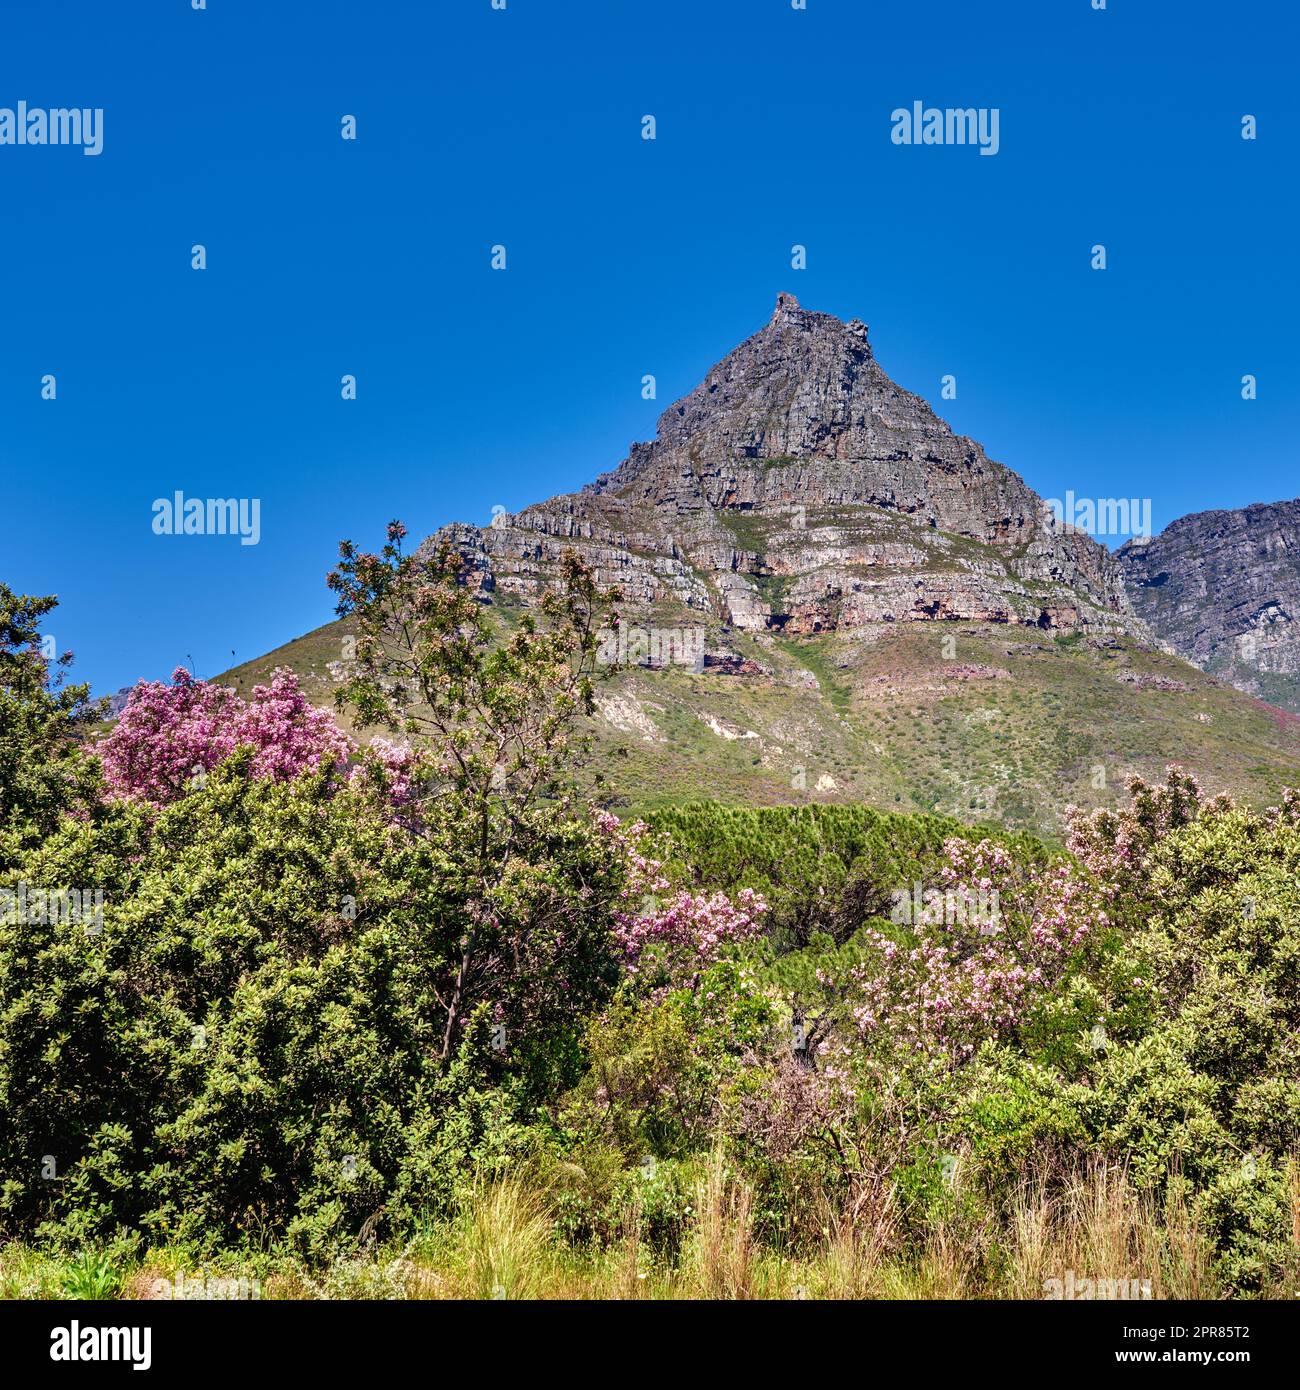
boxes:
[356,736,425,812]
[232,669,354,782]
[827,834,1110,1066]
[598,813,766,983]
[1065,765,1209,880]
[328,524,629,1062]
[815,770,1208,1072]
[101,666,352,805]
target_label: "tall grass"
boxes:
[4,1160,1285,1300]
[686,1150,756,1299]
[1001,1161,1216,1300]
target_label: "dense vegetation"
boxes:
[1,544,1298,1300]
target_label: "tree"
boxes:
[100,666,352,806]
[327,523,625,1067]
[0,584,104,862]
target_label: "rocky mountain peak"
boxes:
[768,287,864,331]
[648,291,880,465]
[441,296,1146,639]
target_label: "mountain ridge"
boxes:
[427,293,1143,643]
[206,295,1300,831]
[1119,496,1300,713]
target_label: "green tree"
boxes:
[0,537,629,1254]
[0,584,104,865]
[328,523,623,1063]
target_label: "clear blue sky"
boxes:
[2,0,1296,696]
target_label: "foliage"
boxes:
[100,666,352,806]
[0,561,628,1257]
[598,814,766,985]
[3,567,1299,1294]
[327,524,627,1062]
[0,584,104,867]
[643,802,1045,951]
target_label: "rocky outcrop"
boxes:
[1118,499,1300,710]
[426,294,1147,640]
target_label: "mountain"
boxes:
[1119,499,1300,714]
[218,295,1300,834]
[441,292,1140,638]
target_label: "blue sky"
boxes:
[1,0,1295,696]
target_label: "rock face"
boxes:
[426,294,1146,639]
[221,304,1300,828]
[1118,499,1300,711]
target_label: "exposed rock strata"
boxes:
[426,294,1147,642]
[1119,499,1300,711]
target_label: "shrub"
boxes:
[100,667,351,806]
[0,585,105,867]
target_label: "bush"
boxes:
[0,555,629,1259]
[0,759,628,1257]
[5,568,1300,1294]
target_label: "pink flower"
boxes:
[595,815,766,981]
[101,667,352,806]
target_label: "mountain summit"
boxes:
[222,297,1300,830]
[438,294,1138,637]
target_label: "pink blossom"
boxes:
[595,815,767,982]
[844,834,1108,1063]
[101,666,352,805]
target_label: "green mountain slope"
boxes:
[217,607,1300,838]
[215,296,1300,833]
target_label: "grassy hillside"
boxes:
[215,610,1300,836]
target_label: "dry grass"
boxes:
[1000,1161,1218,1300]
[5,1159,1293,1300]
[686,1149,756,1299]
